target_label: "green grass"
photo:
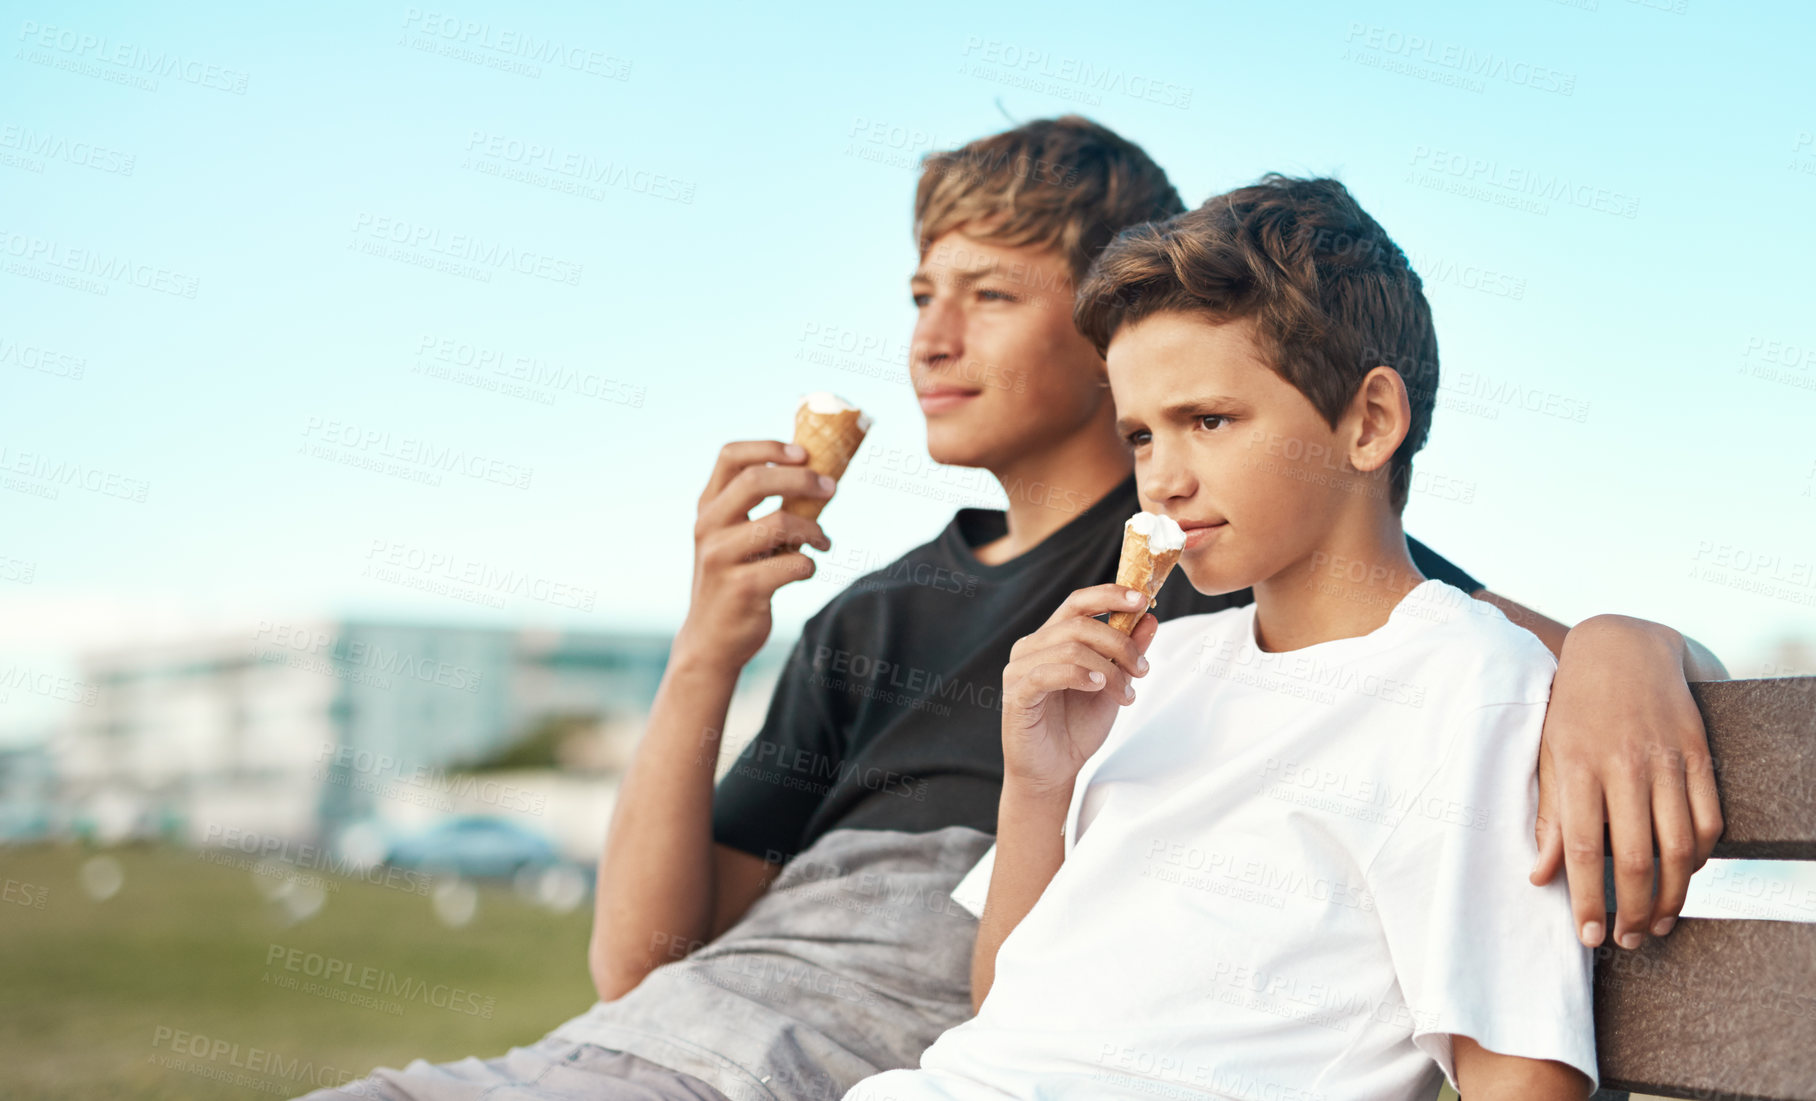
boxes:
[0,845,1665,1101]
[0,843,598,1100]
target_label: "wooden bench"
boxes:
[1586,676,1816,1101]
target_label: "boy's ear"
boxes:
[1344,365,1411,476]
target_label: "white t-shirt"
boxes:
[846,579,1596,1101]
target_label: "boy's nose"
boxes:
[911,302,964,369]
[1140,437,1197,503]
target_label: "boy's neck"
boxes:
[1249,510,1426,653]
[972,420,1133,566]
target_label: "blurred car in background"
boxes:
[384,815,561,880]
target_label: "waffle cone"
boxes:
[780,405,869,521]
[1106,528,1182,634]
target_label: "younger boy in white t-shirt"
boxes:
[844,175,1598,1101]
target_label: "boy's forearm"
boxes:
[1472,591,1729,681]
[1452,1035,1593,1101]
[588,649,741,1000]
[969,779,1072,1013]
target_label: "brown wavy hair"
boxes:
[1075,174,1438,510]
[914,116,1185,287]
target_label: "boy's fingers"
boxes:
[1010,661,1109,709]
[1031,641,1122,690]
[699,464,833,533]
[1605,778,1658,950]
[702,440,804,503]
[734,549,815,595]
[1048,584,1150,629]
[1529,824,1564,887]
[1530,740,1563,884]
[1557,766,1611,948]
[1685,747,1725,868]
[750,509,830,553]
[1130,611,1160,651]
[700,516,821,568]
[1647,771,1696,937]
[1055,615,1152,679]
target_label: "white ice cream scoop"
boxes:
[800,390,874,432]
[1125,510,1186,552]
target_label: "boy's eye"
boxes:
[1198,414,1230,431]
[1123,429,1150,449]
[912,292,931,307]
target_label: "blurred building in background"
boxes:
[0,741,56,841]
[45,620,785,860]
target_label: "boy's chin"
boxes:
[923,423,998,471]
[1177,559,1257,598]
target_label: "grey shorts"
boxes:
[293,1036,733,1101]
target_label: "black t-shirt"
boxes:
[711,473,1485,862]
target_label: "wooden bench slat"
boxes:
[1592,676,1816,1101]
[1593,918,1816,1101]
[1686,678,1816,860]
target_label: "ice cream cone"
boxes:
[1107,513,1185,634]
[780,392,871,521]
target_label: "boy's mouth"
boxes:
[917,386,983,415]
[1177,519,1227,550]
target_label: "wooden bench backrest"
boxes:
[1590,677,1816,1101]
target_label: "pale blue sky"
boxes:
[3,0,1814,740]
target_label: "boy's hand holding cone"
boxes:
[999,512,1182,795]
[673,392,868,669]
